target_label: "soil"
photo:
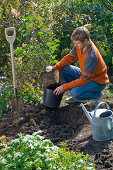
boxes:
[0,70,113,169]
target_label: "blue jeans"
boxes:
[61,65,106,100]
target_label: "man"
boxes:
[52,26,109,103]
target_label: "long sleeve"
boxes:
[62,76,89,90]
[53,47,78,70]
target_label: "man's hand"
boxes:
[53,85,64,95]
[46,66,52,72]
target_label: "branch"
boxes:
[101,0,113,12]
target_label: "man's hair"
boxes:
[71,27,90,42]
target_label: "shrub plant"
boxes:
[14,14,59,99]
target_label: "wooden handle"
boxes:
[5,27,16,44]
[5,27,17,97]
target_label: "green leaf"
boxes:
[38,32,43,35]
[38,17,45,21]
[47,42,53,47]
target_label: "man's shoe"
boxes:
[65,97,88,104]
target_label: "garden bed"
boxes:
[0,91,113,169]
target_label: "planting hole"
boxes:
[47,83,61,90]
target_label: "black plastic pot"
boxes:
[43,88,63,108]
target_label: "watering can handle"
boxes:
[5,27,16,44]
[94,102,110,116]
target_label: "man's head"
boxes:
[71,27,90,50]
[71,26,90,42]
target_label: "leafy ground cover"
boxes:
[0,132,95,169]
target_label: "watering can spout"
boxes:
[80,103,92,124]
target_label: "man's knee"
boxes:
[61,65,70,73]
[70,88,81,100]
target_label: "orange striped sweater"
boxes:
[53,40,109,91]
